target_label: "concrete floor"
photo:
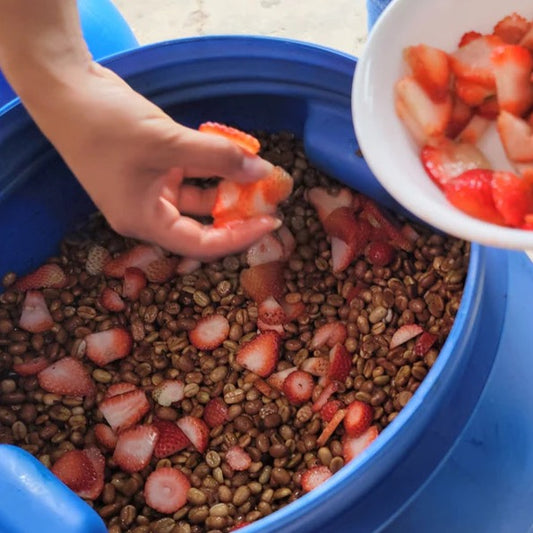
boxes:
[112,0,369,57]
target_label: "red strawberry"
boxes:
[85,245,111,276]
[113,424,159,473]
[414,331,439,357]
[19,290,54,333]
[323,207,358,243]
[443,169,505,224]
[144,467,191,514]
[458,31,482,48]
[258,296,287,325]
[320,400,344,422]
[15,264,68,291]
[267,366,298,390]
[395,93,431,146]
[394,76,452,138]
[176,416,210,453]
[12,356,50,376]
[456,115,491,145]
[85,328,133,367]
[152,379,185,406]
[78,447,105,499]
[103,244,163,278]
[176,257,202,275]
[51,449,97,493]
[491,171,533,226]
[477,96,500,120]
[105,382,137,398]
[94,423,118,450]
[38,357,95,397]
[330,237,358,273]
[520,25,533,51]
[312,381,340,413]
[301,357,330,377]
[491,44,533,116]
[152,419,191,458]
[310,322,347,350]
[282,370,314,405]
[203,397,229,428]
[198,121,261,155]
[144,257,178,283]
[493,12,531,44]
[240,261,285,303]
[390,324,424,349]
[316,408,346,447]
[454,77,495,106]
[122,267,146,301]
[403,44,451,102]
[276,225,296,259]
[99,287,125,312]
[342,425,379,463]
[307,187,354,224]
[445,96,474,138]
[301,465,333,493]
[189,314,230,351]
[236,331,281,377]
[420,138,491,189]
[98,388,150,432]
[246,233,285,267]
[344,400,374,437]
[327,344,352,384]
[257,318,285,335]
[497,110,533,163]
[225,445,252,471]
[365,241,396,267]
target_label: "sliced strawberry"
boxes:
[443,169,505,224]
[420,138,491,189]
[493,12,531,44]
[312,381,340,413]
[15,264,68,291]
[301,465,333,493]
[403,44,451,102]
[327,343,352,384]
[188,314,230,351]
[240,261,285,303]
[310,322,348,350]
[202,397,229,428]
[258,296,287,325]
[389,323,424,349]
[51,449,97,493]
[520,25,533,51]
[323,207,358,242]
[176,257,202,275]
[99,287,125,312]
[225,445,252,471]
[458,31,482,48]
[498,110,533,164]
[198,121,261,154]
[78,447,105,500]
[395,93,431,146]
[152,419,191,458]
[98,388,150,432]
[12,356,50,376]
[276,225,296,259]
[316,408,346,447]
[103,244,164,279]
[257,318,285,335]
[236,331,281,377]
[330,237,358,273]
[144,467,191,514]
[394,76,452,138]
[344,400,374,438]
[301,357,330,377]
[476,96,500,120]
[492,44,533,116]
[94,423,118,450]
[282,370,314,405]
[38,357,95,397]
[267,366,298,390]
[144,257,178,283]
[454,77,495,107]
[456,115,491,144]
[342,425,379,463]
[19,290,54,333]
[320,400,344,422]
[113,424,159,473]
[414,331,439,357]
[176,416,210,453]
[281,300,306,322]
[445,96,474,139]
[122,267,147,301]
[152,379,185,406]
[85,245,111,276]
[307,187,354,225]
[105,382,137,398]
[365,241,396,267]
[85,328,133,367]
[246,233,285,266]
[491,171,533,226]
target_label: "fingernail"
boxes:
[260,216,282,230]
[240,155,274,182]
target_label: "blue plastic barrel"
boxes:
[0,0,138,108]
[366,0,394,30]
[0,36,532,533]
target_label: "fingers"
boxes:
[178,184,218,216]
[151,197,281,260]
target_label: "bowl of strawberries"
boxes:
[353,0,533,250]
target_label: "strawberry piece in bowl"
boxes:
[113,424,159,473]
[98,388,150,433]
[14,263,68,291]
[176,416,210,453]
[344,400,374,438]
[18,290,54,333]
[188,314,230,351]
[342,425,379,463]
[152,419,191,458]
[202,397,229,428]
[225,445,252,471]
[282,370,314,405]
[144,467,191,514]
[152,379,185,407]
[301,465,333,493]
[236,331,281,378]
[85,328,133,367]
[37,357,95,397]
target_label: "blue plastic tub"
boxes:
[0,0,138,108]
[1,36,533,533]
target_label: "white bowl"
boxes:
[352,0,533,250]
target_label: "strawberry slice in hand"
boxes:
[198,121,261,155]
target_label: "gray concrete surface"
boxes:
[112,0,369,56]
